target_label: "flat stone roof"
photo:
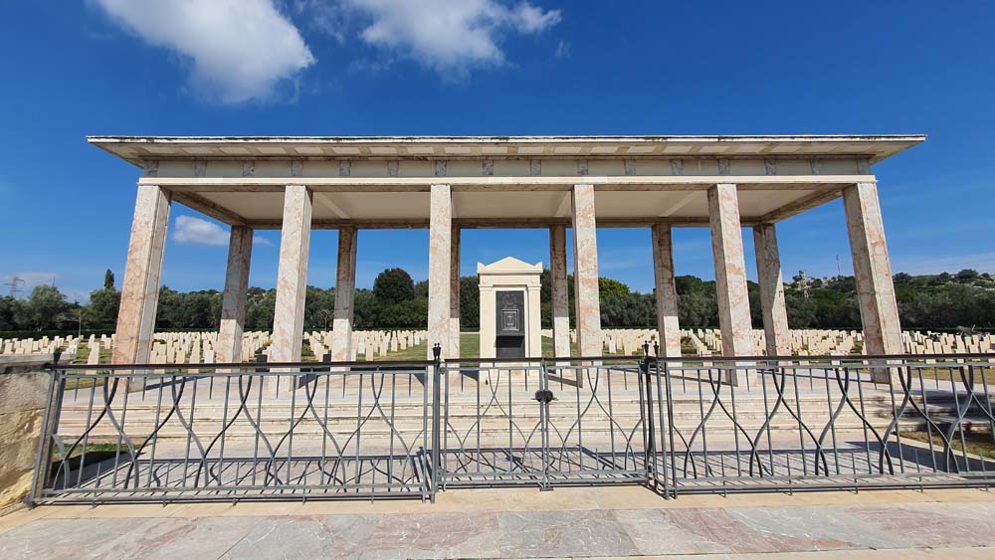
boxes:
[89,134,925,166]
[89,134,925,229]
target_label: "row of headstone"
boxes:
[301,329,428,361]
[0,334,82,356]
[4,328,993,363]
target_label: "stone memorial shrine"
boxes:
[477,257,542,359]
[88,134,926,365]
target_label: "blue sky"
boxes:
[1,1,993,303]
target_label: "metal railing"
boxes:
[28,351,995,504]
[437,355,650,490]
[651,352,995,495]
[31,360,436,504]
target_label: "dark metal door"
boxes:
[495,290,525,358]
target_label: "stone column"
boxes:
[113,184,171,365]
[572,184,602,359]
[709,184,753,384]
[428,184,452,359]
[330,226,357,362]
[844,182,902,360]
[549,225,571,358]
[450,225,461,359]
[753,224,791,357]
[216,225,253,363]
[270,185,312,363]
[651,224,681,359]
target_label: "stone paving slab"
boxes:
[2,488,995,559]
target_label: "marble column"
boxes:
[709,184,753,384]
[216,225,253,363]
[844,182,902,364]
[330,226,357,362]
[549,225,571,358]
[753,224,791,357]
[572,184,602,360]
[113,184,171,365]
[428,184,452,359]
[651,224,682,359]
[270,185,312,363]
[450,225,461,359]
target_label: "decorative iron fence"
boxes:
[28,351,995,505]
[651,353,995,495]
[30,361,435,503]
[437,356,652,490]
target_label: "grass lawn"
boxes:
[901,429,995,460]
[365,332,641,361]
[897,361,995,386]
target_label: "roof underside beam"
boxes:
[147,174,875,191]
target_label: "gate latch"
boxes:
[534,389,555,404]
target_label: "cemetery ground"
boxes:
[5,328,995,558]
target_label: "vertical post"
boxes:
[549,225,571,358]
[270,185,312,363]
[430,343,442,502]
[571,184,602,358]
[450,225,461,359]
[651,224,682,359]
[113,184,171,365]
[844,182,902,381]
[572,184,601,387]
[28,369,62,506]
[217,225,253,363]
[753,223,791,357]
[708,183,753,384]
[640,342,656,485]
[330,226,357,362]
[428,184,452,359]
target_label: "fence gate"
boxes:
[436,356,663,491]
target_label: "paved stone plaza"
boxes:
[2,487,995,558]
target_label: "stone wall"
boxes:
[0,354,55,515]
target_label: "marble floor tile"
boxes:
[498,509,637,558]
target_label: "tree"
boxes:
[598,277,630,299]
[373,268,415,305]
[303,286,335,329]
[957,269,980,282]
[23,285,70,330]
[88,287,120,328]
[0,296,21,330]
[103,269,115,290]
[459,276,480,329]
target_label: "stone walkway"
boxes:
[2,488,995,559]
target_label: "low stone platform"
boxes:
[2,487,994,559]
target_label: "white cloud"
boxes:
[94,0,315,103]
[253,235,275,247]
[554,40,570,59]
[171,217,277,248]
[172,216,230,246]
[338,0,561,75]
[293,0,351,43]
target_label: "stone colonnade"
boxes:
[112,181,903,366]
